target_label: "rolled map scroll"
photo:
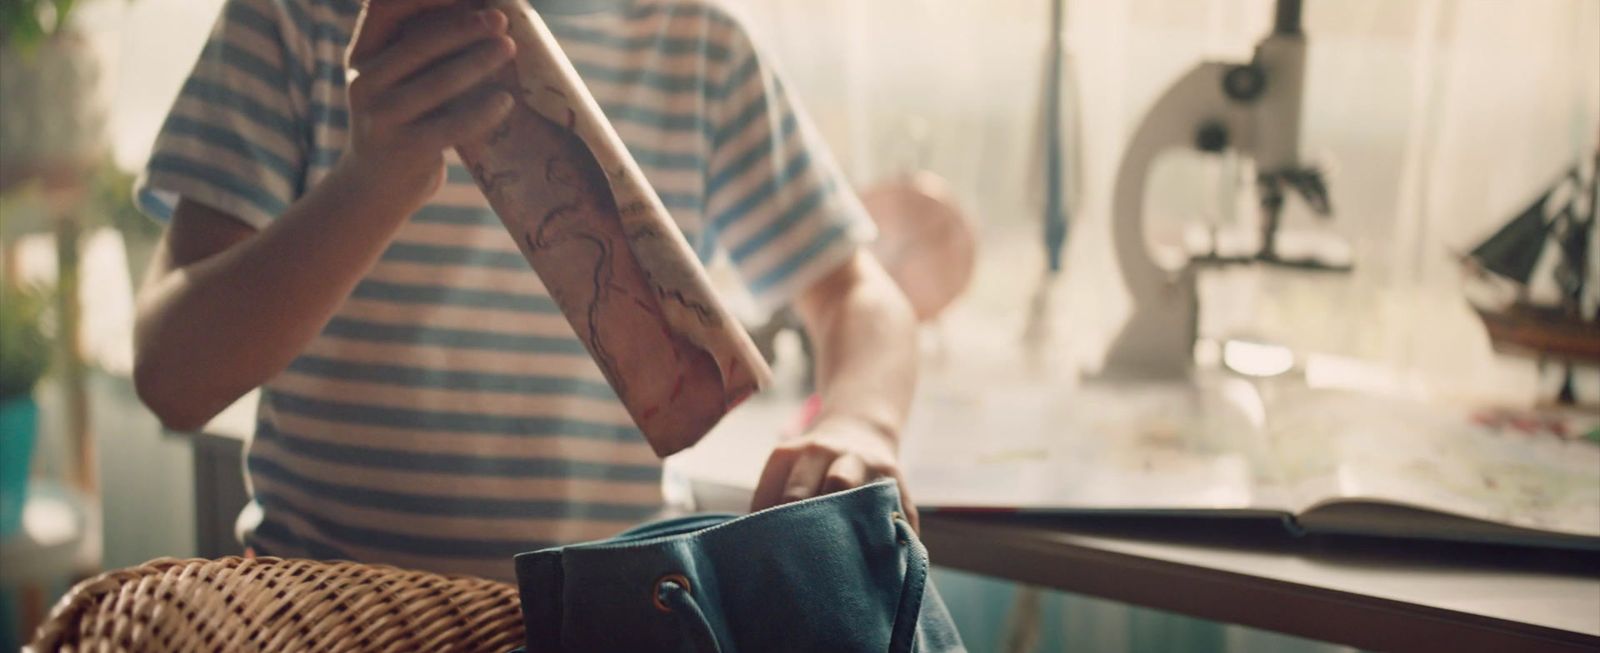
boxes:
[352,0,772,456]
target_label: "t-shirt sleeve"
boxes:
[701,17,876,311]
[135,0,311,230]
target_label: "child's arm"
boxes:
[750,251,920,527]
[698,13,921,524]
[134,3,517,430]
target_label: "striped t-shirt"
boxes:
[137,0,874,581]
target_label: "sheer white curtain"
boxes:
[1395,0,1599,394]
[733,0,1599,400]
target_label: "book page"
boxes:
[1264,388,1600,538]
[903,376,1279,512]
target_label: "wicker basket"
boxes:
[29,556,525,652]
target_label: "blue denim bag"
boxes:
[514,480,965,652]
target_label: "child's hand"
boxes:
[751,415,919,531]
[341,1,518,205]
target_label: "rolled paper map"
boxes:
[350,0,772,456]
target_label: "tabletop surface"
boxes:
[200,385,1600,648]
[672,395,1600,649]
[913,512,1599,652]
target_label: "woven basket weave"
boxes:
[29,556,524,652]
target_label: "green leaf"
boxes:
[0,283,53,400]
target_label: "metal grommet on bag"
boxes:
[653,573,692,613]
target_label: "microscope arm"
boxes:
[1102,62,1254,378]
[1100,0,1320,378]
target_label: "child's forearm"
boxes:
[750,252,920,521]
[133,163,425,431]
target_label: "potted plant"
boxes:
[3,0,129,495]
[0,283,52,536]
[0,0,109,197]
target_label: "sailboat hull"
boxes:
[1473,304,1600,364]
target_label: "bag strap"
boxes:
[888,515,929,653]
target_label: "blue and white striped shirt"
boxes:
[137,0,874,581]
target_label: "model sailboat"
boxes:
[1462,146,1600,402]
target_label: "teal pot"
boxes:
[0,396,39,537]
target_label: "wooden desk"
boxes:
[683,469,1598,653]
[920,513,1599,653]
[677,396,1600,653]
[185,392,1600,652]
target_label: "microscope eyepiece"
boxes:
[1273,0,1303,36]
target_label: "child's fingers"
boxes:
[381,36,516,127]
[347,0,461,65]
[418,85,515,148]
[353,8,508,92]
[820,455,868,494]
[779,448,832,504]
[751,446,799,512]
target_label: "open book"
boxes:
[900,380,1600,550]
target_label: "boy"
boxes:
[132,0,918,581]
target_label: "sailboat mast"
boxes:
[1558,138,1599,405]
[1583,142,1599,321]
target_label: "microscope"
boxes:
[1102,0,1345,378]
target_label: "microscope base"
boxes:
[1098,269,1201,380]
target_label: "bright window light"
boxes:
[1222,339,1295,377]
